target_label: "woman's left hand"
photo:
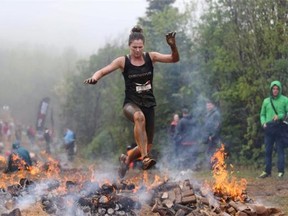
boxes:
[166,32,176,47]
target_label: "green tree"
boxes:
[193,0,288,164]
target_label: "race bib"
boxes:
[135,81,151,93]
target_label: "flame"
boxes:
[124,171,167,193]
[211,144,247,202]
[0,155,6,163]
[0,150,168,197]
[0,153,66,190]
[11,154,28,171]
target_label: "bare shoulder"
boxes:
[112,56,125,70]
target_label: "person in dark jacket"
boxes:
[174,108,197,148]
[202,100,221,164]
[5,141,32,173]
[168,113,180,139]
[259,80,288,178]
[173,108,198,168]
[84,25,179,178]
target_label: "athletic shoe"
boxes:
[258,171,271,178]
[142,156,156,170]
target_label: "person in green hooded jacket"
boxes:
[259,80,288,178]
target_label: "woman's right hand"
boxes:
[84,78,98,85]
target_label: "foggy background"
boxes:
[0,0,148,55]
[0,0,149,129]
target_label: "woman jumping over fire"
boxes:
[84,25,179,178]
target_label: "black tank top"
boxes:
[122,52,156,108]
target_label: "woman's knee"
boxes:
[123,103,140,122]
[134,111,145,124]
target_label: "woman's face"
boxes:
[173,114,179,122]
[129,39,144,58]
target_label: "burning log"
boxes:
[41,195,61,214]
[151,198,164,215]
[198,195,209,206]
[19,178,34,188]
[181,195,197,204]
[6,185,22,197]
[246,203,284,216]
[229,200,253,212]
[174,187,182,204]
[151,198,175,216]
[162,199,173,208]
[174,203,195,212]
[4,200,15,211]
[1,208,22,216]
[175,208,187,216]
[65,180,78,190]
[112,180,136,191]
[154,181,179,192]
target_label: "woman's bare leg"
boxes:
[123,103,148,164]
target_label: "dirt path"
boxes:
[246,177,288,215]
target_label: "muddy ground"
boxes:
[241,172,288,215]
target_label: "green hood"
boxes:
[270,80,282,98]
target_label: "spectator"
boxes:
[63,128,76,162]
[168,113,180,139]
[4,141,32,173]
[27,125,36,147]
[202,100,221,165]
[174,108,197,146]
[15,123,22,141]
[2,122,10,142]
[259,80,288,178]
[173,108,198,168]
[0,120,3,142]
[0,142,4,154]
[44,128,52,154]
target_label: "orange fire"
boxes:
[211,144,247,202]
[0,155,5,163]
[0,154,65,189]
[11,154,28,171]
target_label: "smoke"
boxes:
[157,94,222,178]
[91,167,118,186]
